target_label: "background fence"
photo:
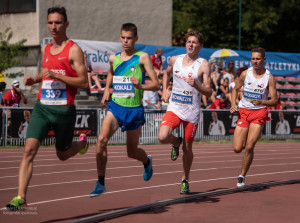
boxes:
[1,108,299,147]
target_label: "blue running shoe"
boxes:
[143,155,153,181]
[89,181,106,197]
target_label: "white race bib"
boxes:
[40,80,67,105]
[243,86,263,101]
[171,87,193,106]
[113,76,135,98]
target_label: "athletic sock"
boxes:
[143,158,150,168]
[98,176,105,186]
[238,175,245,179]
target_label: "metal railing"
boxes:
[1,108,299,147]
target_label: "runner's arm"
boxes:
[42,44,88,89]
[249,74,278,107]
[186,60,212,97]
[134,52,160,91]
[230,71,246,113]
[161,56,177,102]
[101,54,115,107]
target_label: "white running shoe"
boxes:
[237,176,245,188]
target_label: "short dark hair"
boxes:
[121,23,137,36]
[251,47,265,58]
[47,6,68,22]
[185,31,205,45]
[0,82,6,91]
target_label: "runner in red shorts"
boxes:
[230,47,278,188]
[158,31,212,194]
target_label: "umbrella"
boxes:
[210,49,239,58]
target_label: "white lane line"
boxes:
[1,162,300,191]
[1,150,300,164]
[1,156,300,179]
[1,169,299,209]
[0,153,300,170]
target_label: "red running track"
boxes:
[0,142,299,223]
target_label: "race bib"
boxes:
[113,76,135,98]
[243,86,263,100]
[40,80,67,105]
[171,87,193,106]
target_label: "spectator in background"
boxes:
[211,77,231,103]
[209,58,217,74]
[226,60,237,77]
[18,110,31,138]
[151,48,164,76]
[156,73,164,99]
[4,80,27,107]
[143,82,161,110]
[211,59,222,92]
[201,58,217,108]
[161,77,173,110]
[237,65,249,77]
[275,111,290,134]
[210,93,229,109]
[268,91,284,110]
[229,75,243,105]
[84,53,102,90]
[0,82,7,106]
[208,111,225,135]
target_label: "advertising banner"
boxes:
[270,111,300,135]
[9,109,98,138]
[203,110,235,136]
[73,39,300,77]
[202,110,268,136]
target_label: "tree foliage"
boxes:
[0,28,28,73]
[173,0,300,52]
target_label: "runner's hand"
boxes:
[131,75,141,89]
[185,77,195,87]
[161,90,170,103]
[101,89,110,107]
[230,105,238,113]
[23,76,36,86]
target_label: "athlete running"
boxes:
[89,23,160,197]
[6,6,89,210]
[158,31,212,194]
[230,47,278,188]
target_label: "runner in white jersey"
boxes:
[167,55,203,123]
[230,47,278,188]
[158,31,212,194]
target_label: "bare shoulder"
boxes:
[200,59,209,69]
[69,42,83,55]
[139,52,151,62]
[169,55,179,65]
[109,54,115,63]
[268,73,276,85]
[239,70,247,81]
[41,45,46,54]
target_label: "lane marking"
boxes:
[1,162,300,191]
[1,170,299,210]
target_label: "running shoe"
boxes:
[79,134,89,154]
[89,181,106,197]
[180,180,190,194]
[237,176,245,188]
[171,137,182,161]
[6,196,28,211]
[143,155,153,181]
